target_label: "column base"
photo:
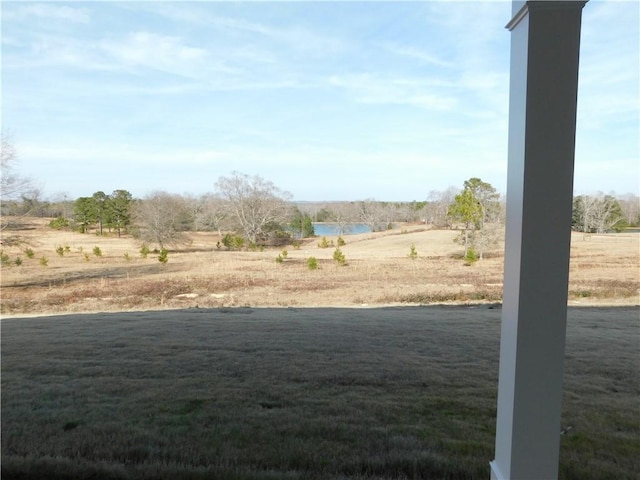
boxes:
[490,460,507,480]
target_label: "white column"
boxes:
[491,2,587,479]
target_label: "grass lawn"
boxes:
[1,306,638,479]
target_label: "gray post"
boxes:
[491,1,587,479]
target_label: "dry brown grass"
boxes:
[1,217,638,316]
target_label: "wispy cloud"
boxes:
[3,3,90,24]
[99,31,229,79]
[328,74,458,111]
[378,42,454,68]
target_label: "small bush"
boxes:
[232,236,245,250]
[275,254,284,264]
[140,244,150,258]
[281,249,288,259]
[124,252,131,262]
[158,248,169,264]
[292,240,302,250]
[464,248,479,265]
[39,256,48,267]
[64,245,71,253]
[14,257,23,266]
[1,251,10,266]
[55,246,65,257]
[83,253,90,262]
[318,236,330,248]
[307,257,319,270]
[25,248,35,259]
[93,246,102,257]
[48,217,69,230]
[333,247,346,266]
[337,236,346,246]
[408,243,418,260]
[222,234,245,250]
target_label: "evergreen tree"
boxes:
[448,177,500,259]
[74,197,98,233]
[108,189,133,237]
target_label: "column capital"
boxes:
[507,1,588,31]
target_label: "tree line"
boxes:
[4,172,635,253]
[2,131,638,253]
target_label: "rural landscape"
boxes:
[2,128,640,480]
[2,1,638,478]
[1,174,639,479]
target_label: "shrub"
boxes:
[84,253,90,262]
[55,246,65,257]
[15,257,22,266]
[281,249,288,259]
[93,246,102,257]
[1,251,10,266]
[222,234,245,250]
[140,243,150,259]
[464,248,479,265]
[232,236,245,250]
[25,248,35,259]
[408,243,418,260]
[48,217,69,230]
[275,254,284,264]
[64,245,71,253]
[292,240,302,250]
[318,236,330,248]
[307,257,319,270]
[124,252,131,262]
[333,247,346,266]
[337,236,346,246]
[158,248,168,264]
[39,256,48,267]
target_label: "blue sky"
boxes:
[2,0,638,201]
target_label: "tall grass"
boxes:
[2,306,638,479]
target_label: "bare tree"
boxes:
[327,202,358,235]
[1,133,36,199]
[1,132,38,235]
[425,187,459,228]
[1,132,32,201]
[573,193,626,233]
[195,193,229,236]
[357,199,388,232]
[617,193,640,227]
[214,172,291,243]
[133,191,190,248]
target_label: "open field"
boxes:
[1,218,638,479]
[1,217,638,315]
[1,306,639,480]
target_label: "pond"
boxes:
[312,223,371,236]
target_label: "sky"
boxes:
[2,0,638,202]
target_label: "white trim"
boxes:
[490,461,507,480]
